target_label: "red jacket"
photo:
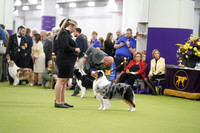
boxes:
[124,60,146,80]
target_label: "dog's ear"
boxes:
[97,71,104,79]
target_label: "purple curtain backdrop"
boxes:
[7,30,13,35]
[146,27,193,73]
[41,16,56,31]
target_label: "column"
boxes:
[122,0,139,34]
[146,0,194,66]
[0,0,14,35]
[41,0,56,31]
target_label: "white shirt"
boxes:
[16,33,21,51]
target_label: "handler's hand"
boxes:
[83,57,87,63]
[75,48,80,53]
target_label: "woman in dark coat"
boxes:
[104,32,115,57]
[54,19,80,108]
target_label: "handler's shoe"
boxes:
[55,103,69,108]
[64,103,74,108]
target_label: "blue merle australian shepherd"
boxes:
[92,70,136,112]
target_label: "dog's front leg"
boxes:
[80,87,87,98]
[13,78,19,85]
[96,93,104,110]
[102,99,110,111]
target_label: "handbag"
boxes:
[0,44,6,54]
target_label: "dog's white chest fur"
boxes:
[8,64,19,80]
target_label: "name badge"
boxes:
[105,70,111,75]
[24,43,27,48]
[36,49,40,53]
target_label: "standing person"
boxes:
[24,28,33,69]
[90,31,101,49]
[104,32,115,57]
[144,49,165,95]
[114,28,136,81]
[74,27,88,69]
[0,27,7,82]
[40,30,53,67]
[99,37,105,51]
[6,26,27,85]
[31,28,38,44]
[115,29,122,41]
[54,19,80,108]
[72,27,88,96]
[31,33,45,86]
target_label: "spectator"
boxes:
[90,31,101,49]
[144,49,165,95]
[24,28,33,69]
[116,29,122,41]
[0,27,7,82]
[31,28,38,44]
[104,32,115,57]
[119,52,146,88]
[31,33,45,86]
[114,28,136,80]
[42,60,58,89]
[48,27,59,42]
[99,37,105,51]
[7,26,27,85]
[74,27,88,69]
[40,30,53,67]
[82,34,90,47]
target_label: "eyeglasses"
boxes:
[135,56,141,57]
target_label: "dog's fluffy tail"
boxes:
[124,86,136,108]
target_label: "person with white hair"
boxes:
[31,28,38,44]
[40,30,53,67]
[47,27,59,42]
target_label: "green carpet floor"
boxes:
[0,82,200,133]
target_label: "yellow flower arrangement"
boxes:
[176,34,200,67]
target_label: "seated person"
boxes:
[119,52,146,88]
[42,60,58,89]
[144,49,165,95]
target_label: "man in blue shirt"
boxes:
[114,28,136,77]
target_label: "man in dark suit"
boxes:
[7,25,27,84]
[40,30,52,67]
[74,27,88,69]
[24,28,33,69]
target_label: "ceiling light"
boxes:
[69,3,76,8]
[22,6,29,11]
[87,1,95,7]
[36,5,42,9]
[55,4,59,9]
[14,0,22,6]
[28,0,38,4]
